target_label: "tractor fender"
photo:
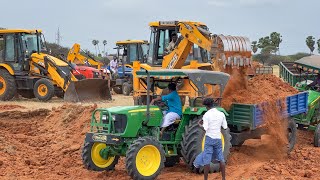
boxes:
[183,107,229,116]
[0,64,14,75]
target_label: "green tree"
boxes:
[270,32,282,55]
[251,41,258,54]
[306,36,315,55]
[103,40,107,55]
[92,40,98,56]
[317,39,320,54]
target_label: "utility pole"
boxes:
[55,27,62,47]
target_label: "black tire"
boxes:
[33,78,55,102]
[19,90,35,99]
[113,86,122,94]
[126,136,165,180]
[0,69,17,101]
[314,124,320,147]
[287,118,297,152]
[164,156,180,167]
[122,82,132,96]
[181,116,231,173]
[82,141,119,171]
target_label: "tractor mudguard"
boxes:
[183,107,229,116]
[64,79,112,102]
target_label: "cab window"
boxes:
[0,35,4,62]
[5,34,15,62]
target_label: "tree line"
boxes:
[251,32,320,65]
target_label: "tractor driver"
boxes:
[150,83,182,136]
[307,73,320,90]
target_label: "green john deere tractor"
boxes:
[81,69,232,179]
[293,56,320,147]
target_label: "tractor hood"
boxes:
[107,105,160,114]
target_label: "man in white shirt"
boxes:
[110,56,118,74]
[193,98,228,180]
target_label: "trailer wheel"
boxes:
[82,141,119,171]
[122,82,132,96]
[287,118,297,152]
[126,136,165,180]
[181,116,231,173]
[33,78,55,102]
[0,69,17,101]
[314,124,320,147]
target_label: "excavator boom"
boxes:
[161,21,252,71]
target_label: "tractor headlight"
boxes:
[102,115,107,121]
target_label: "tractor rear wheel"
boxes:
[33,78,55,102]
[287,118,297,151]
[314,124,320,147]
[82,141,119,171]
[0,69,17,101]
[181,116,231,173]
[126,136,165,180]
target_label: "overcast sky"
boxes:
[1,0,319,55]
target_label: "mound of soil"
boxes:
[222,73,299,110]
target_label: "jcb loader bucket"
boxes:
[64,79,112,102]
[212,35,252,69]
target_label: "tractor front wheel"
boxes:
[181,116,231,173]
[126,136,165,180]
[314,124,320,147]
[82,142,119,171]
[33,78,55,102]
[0,69,17,101]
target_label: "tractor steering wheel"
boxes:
[153,100,169,111]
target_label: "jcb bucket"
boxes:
[64,79,112,102]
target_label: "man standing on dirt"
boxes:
[194,98,228,180]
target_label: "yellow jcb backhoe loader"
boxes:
[67,43,103,70]
[132,21,252,104]
[0,29,111,102]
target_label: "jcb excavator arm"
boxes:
[67,43,103,69]
[162,22,252,70]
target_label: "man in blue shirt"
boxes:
[150,83,182,135]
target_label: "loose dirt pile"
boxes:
[222,72,299,110]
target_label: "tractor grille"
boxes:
[114,114,127,133]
